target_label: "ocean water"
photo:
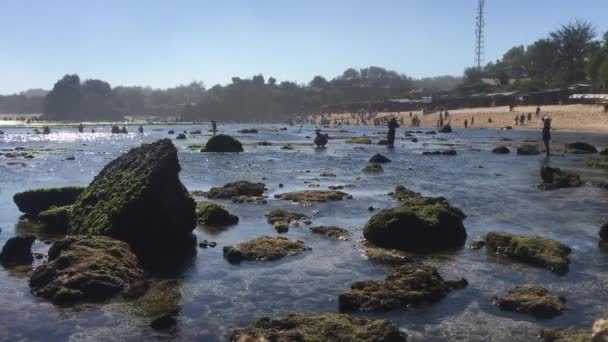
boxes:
[1,123,607,341]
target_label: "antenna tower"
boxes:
[475,0,485,70]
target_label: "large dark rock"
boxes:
[204,181,265,199]
[13,186,85,216]
[0,234,35,266]
[196,202,238,226]
[494,284,566,317]
[223,236,306,263]
[339,263,467,312]
[539,166,582,190]
[29,236,145,305]
[565,142,597,154]
[363,186,467,251]
[201,134,243,152]
[67,139,197,256]
[231,313,407,342]
[484,232,571,274]
[517,144,540,155]
[369,154,391,163]
[492,146,510,154]
[600,223,608,241]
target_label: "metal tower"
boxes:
[475,0,485,70]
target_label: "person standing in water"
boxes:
[314,129,328,148]
[387,117,399,148]
[211,120,217,135]
[542,116,552,157]
[138,125,144,134]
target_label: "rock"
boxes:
[281,144,294,150]
[468,239,486,250]
[0,234,35,266]
[484,232,571,274]
[257,141,272,146]
[309,226,351,240]
[65,156,75,161]
[338,263,467,312]
[369,153,391,163]
[150,314,177,330]
[168,130,175,135]
[67,139,197,257]
[538,166,582,190]
[363,186,467,251]
[359,241,413,265]
[492,146,510,154]
[493,284,566,317]
[13,186,85,216]
[238,129,258,134]
[202,134,244,152]
[540,328,590,342]
[204,181,265,199]
[586,157,608,169]
[175,133,186,140]
[232,196,267,204]
[517,144,540,155]
[230,313,407,342]
[438,124,453,133]
[345,137,372,144]
[196,201,239,226]
[38,206,71,234]
[600,224,608,241]
[422,150,456,156]
[425,131,437,135]
[363,164,383,173]
[593,319,608,342]
[274,190,350,204]
[377,139,388,145]
[198,240,217,248]
[223,236,306,263]
[442,149,457,155]
[565,142,597,154]
[600,148,608,156]
[29,236,145,305]
[266,209,310,231]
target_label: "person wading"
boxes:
[542,116,552,157]
[387,117,400,148]
[314,129,328,148]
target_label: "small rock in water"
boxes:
[65,156,75,161]
[278,183,284,188]
[493,284,566,317]
[0,234,36,266]
[368,206,375,212]
[150,314,177,330]
[198,240,217,248]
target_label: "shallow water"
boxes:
[1,123,608,341]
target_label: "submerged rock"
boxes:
[359,240,413,265]
[238,129,258,134]
[484,232,571,274]
[202,134,244,152]
[223,236,306,263]
[345,137,372,144]
[309,226,351,240]
[363,164,383,173]
[13,186,85,216]
[266,209,309,232]
[274,190,350,204]
[339,263,467,312]
[540,328,590,342]
[30,236,145,305]
[363,186,467,251]
[0,234,35,266]
[492,146,510,154]
[204,181,265,200]
[517,144,540,155]
[493,284,566,317]
[230,313,407,342]
[538,166,582,190]
[369,154,391,163]
[565,142,597,154]
[67,139,197,257]
[196,202,239,226]
[586,157,608,169]
[422,150,457,156]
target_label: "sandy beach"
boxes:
[318,104,608,133]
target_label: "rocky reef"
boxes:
[223,236,307,263]
[266,209,310,232]
[494,284,566,317]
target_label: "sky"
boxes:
[1,0,607,94]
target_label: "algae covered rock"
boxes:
[492,146,510,154]
[201,134,243,152]
[204,181,265,199]
[363,164,383,173]
[363,186,467,251]
[223,236,306,263]
[266,209,310,227]
[30,236,145,305]
[540,328,590,342]
[67,139,197,256]
[339,263,467,312]
[274,190,350,204]
[196,201,239,226]
[565,142,597,154]
[538,166,583,190]
[230,312,407,342]
[38,206,71,233]
[359,240,414,265]
[309,226,351,240]
[369,154,391,163]
[13,186,85,216]
[586,157,608,169]
[346,137,372,144]
[517,144,540,155]
[493,284,566,317]
[0,234,35,266]
[484,232,571,274]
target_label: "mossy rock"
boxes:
[309,226,351,240]
[196,202,238,227]
[538,166,582,190]
[540,328,590,342]
[493,284,566,317]
[358,240,413,265]
[484,232,571,274]
[492,146,510,154]
[564,142,597,154]
[231,313,407,342]
[67,139,197,257]
[274,190,350,204]
[201,134,243,152]
[266,209,310,232]
[363,164,383,173]
[29,236,145,305]
[346,137,372,144]
[363,186,467,251]
[204,181,265,199]
[13,186,85,216]
[38,206,72,234]
[0,234,35,266]
[517,144,540,155]
[339,263,467,312]
[586,157,608,169]
[223,236,306,263]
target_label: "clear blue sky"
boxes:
[1,0,607,94]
